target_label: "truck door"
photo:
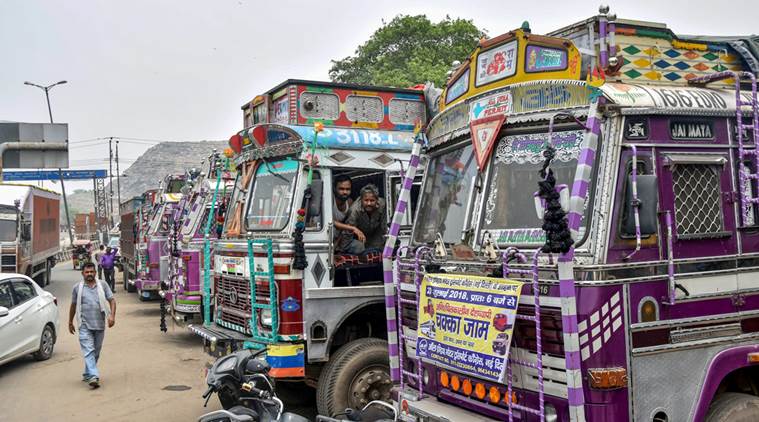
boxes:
[655,147,738,299]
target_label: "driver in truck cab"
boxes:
[333,175,363,255]
[344,184,387,254]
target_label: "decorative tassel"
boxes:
[538,145,574,254]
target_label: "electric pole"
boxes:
[116,139,121,214]
[108,137,114,230]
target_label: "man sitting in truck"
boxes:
[344,184,387,254]
[333,175,365,255]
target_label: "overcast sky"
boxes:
[1,0,757,193]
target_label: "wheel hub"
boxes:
[349,365,392,408]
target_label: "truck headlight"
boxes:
[261,309,272,327]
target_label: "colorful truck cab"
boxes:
[134,174,187,301]
[385,8,759,422]
[162,154,235,325]
[189,79,427,416]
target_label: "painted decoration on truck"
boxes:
[416,274,523,383]
[601,82,753,111]
[476,40,518,87]
[525,45,567,72]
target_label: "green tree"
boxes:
[329,15,485,88]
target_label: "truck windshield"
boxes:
[165,179,185,194]
[0,219,16,241]
[414,144,478,244]
[481,130,589,245]
[245,159,298,231]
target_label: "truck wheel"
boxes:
[126,270,136,293]
[316,338,391,417]
[706,393,759,422]
[33,325,55,361]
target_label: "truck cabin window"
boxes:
[0,219,16,242]
[332,169,388,257]
[164,179,185,194]
[481,131,589,245]
[245,159,297,231]
[414,144,478,245]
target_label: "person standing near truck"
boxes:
[68,262,116,389]
[100,247,118,292]
[94,245,105,280]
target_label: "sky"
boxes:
[1,0,757,194]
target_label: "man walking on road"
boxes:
[94,245,105,280]
[100,246,118,292]
[68,262,116,389]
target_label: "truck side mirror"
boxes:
[308,179,323,218]
[623,174,658,236]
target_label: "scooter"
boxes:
[198,349,310,422]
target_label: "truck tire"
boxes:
[706,393,759,422]
[45,262,52,286]
[316,338,391,417]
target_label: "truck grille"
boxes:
[1,254,16,272]
[215,274,272,334]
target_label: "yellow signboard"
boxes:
[416,274,523,383]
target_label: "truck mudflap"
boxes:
[396,396,501,422]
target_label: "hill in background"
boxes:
[63,140,226,221]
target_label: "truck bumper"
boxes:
[188,324,305,378]
[397,395,501,422]
[188,323,251,358]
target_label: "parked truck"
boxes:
[120,195,144,291]
[189,79,428,416]
[385,7,759,422]
[0,184,60,287]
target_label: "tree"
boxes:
[329,15,485,88]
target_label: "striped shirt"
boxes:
[71,281,113,330]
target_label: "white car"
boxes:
[0,274,59,366]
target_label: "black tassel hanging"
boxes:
[538,145,574,254]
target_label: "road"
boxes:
[0,262,316,422]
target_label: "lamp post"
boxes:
[23,80,73,245]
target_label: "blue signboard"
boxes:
[289,125,414,152]
[2,169,108,181]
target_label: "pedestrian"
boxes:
[94,244,105,280]
[68,262,116,389]
[100,246,118,292]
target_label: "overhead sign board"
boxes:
[2,169,107,181]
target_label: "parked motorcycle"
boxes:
[199,348,310,422]
[199,349,396,422]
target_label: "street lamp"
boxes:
[24,80,67,124]
[23,79,73,245]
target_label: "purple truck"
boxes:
[134,174,186,301]
[162,155,234,325]
[384,8,759,422]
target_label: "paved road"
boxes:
[0,263,316,422]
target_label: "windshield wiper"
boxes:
[261,157,290,184]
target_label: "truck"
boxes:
[0,184,60,287]
[189,79,428,416]
[134,175,187,300]
[73,212,98,240]
[119,195,144,291]
[162,153,235,326]
[385,7,759,422]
